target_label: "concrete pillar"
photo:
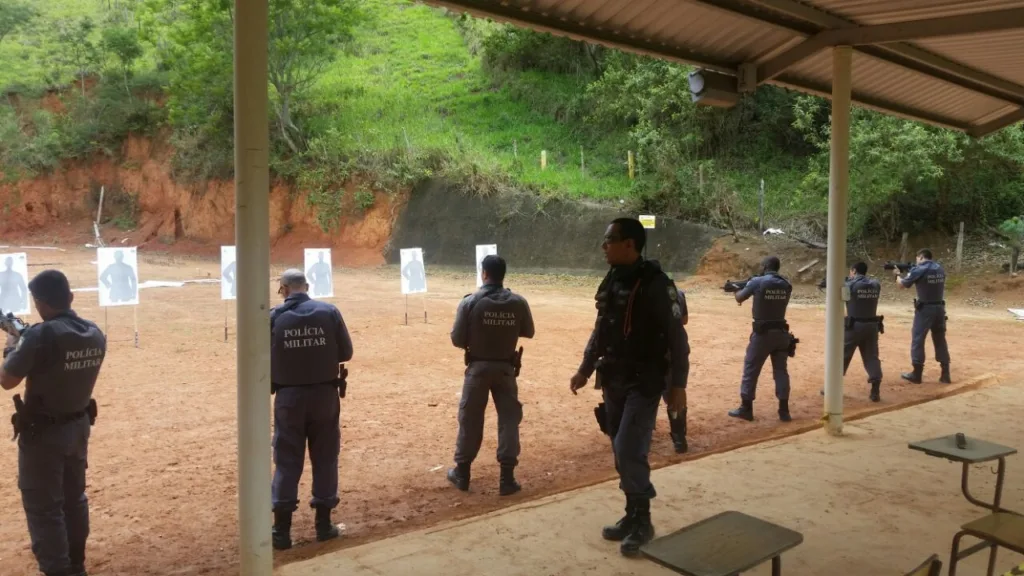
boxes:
[824,46,852,436]
[234,0,272,573]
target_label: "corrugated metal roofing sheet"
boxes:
[425,0,1024,135]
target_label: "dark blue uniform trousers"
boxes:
[912,305,950,366]
[603,386,659,499]
[740,330,791,401]
[454,363,523,467]
[19,416,90,576]
[272,383,341,512]
[844,322,882,382]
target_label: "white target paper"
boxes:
[0,252,31,315]
[475,244,498,288]
[400,248,428,295]
[304,248,334,298]
[221,246,237,300]
[97,247,139,307]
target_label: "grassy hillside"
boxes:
[1,0,1021,240]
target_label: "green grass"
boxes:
[311,0,634,198]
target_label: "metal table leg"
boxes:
[961,458,1006,511]
[772,555,781,576]
[987,544,999,576]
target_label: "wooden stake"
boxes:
[541,150,547,170]
[627,151,635,180]
[956,221,965,273]
[580,146,585,175]
[899,232,909,262]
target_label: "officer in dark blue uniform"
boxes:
[728,256,794,422]
[2,270,105,576]
[447,255,534,495]
[570,217,688,557]
[844,262,884,401]
[270,269,353,551]
[895,249,951,384]
[661,287,689,453]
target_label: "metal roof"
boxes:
[423,0,1024,136]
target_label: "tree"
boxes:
[0,0,37,46]
[55,17,102,97]
[103,26,143,97]
[267,0,366,154]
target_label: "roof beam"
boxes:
[738,0,1024,105]
[759,8,1024,83]
[968,106,1024,137]
[816,8,1024,46]
[428,0,736,74]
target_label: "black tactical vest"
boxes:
[271,294,340,386]
[594,260,670,374]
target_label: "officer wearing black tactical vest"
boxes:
[2,270,105,576]
[269,269,353,551]
[895,248,951,384]
[447,255,535,495]
[844,262,884,401]
[728,256,795,422]
[570,217,688,557]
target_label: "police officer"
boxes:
[447,255,534,495]
[661,286,689,453]
[895,249,951,384]
[728,256,794,422]
[270,269,353,550]
[570,217,688,557]
[844,262,884,401]
[1,270,105,576]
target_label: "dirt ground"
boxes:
[1,247,1023,575]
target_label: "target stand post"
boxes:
[423,295,427,324]
[404,294,409,326]
[133,306,139,348]
[224,300,229,342]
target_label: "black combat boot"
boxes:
[668,408,688,454]
[446,463,470,491]
[272,510,292,551]
[778,399,792,422]
[728,398,754,421]
[939,364,952,384]
[499,465,521,496]
[869,380,881,402]
[620,497,655,557]
[314,506,342,542]
[70,542,86,576]
[901,364,924,384]
[602,496,637,541]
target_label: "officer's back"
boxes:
[271,284,351,387]
[462,285,533,365]
[909,259,946,302]
[749,272,791,322]
[847,274,881,318]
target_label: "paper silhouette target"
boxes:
[304,249,334,298]
[475,244,497,288]
[400,248,428,295]
[0,252,30,315]
[97,247,139,307]
[221,246,237,300]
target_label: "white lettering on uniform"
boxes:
[64,348,104,371]
[763,289,788,300]
[282,324,328,348]
[483,310,517,327]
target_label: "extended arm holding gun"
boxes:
[722,278,752,293]
[1,310,29,338]
[883,261,914,273]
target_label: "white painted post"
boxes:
[824,46,852,437]
[234,0,272,574]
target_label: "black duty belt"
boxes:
[849,316,882,322]
[753,320,789,333]
[12,396,96,441]
[914,299,945,309]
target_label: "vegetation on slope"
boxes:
[0,0,1022,239]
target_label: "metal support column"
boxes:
[824,46,852,436]
[234,0,272,574]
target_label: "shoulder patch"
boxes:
[671,302,682,319]
[667,285,678,300]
